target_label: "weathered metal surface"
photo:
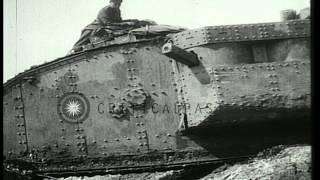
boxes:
[162,43,200,66]
[68,44,189,157]
[19,66,89,161]
[171,19,310,49]
[3,15,311,176]
[3,86,24,158]
[183,38,309,65]
[266,38,310,62]
[2,43,193,164]
[178,60,310,128]
[3,39,158,91]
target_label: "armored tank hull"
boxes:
[3,18,310,177]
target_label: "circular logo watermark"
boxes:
[57,93,90,124]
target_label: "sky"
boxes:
[3,0,310,82]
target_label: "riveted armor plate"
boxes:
[122,88,151,108]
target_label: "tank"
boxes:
[3,9,311,178]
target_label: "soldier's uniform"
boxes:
[73,5,122,49]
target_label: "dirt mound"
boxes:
[201,145,311,180]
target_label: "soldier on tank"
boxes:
[72,0,136,52]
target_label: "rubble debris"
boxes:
[200,145,311,180]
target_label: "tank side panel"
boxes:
[180,60,310,128]
[267,38,310,62]
[3,89,22,158]
[22,65,88,160]
[73,49,140,158]
[189,43,254,65]
[132,46,186,151]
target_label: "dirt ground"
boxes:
[54,145,311,180]
[200,145,311,180]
